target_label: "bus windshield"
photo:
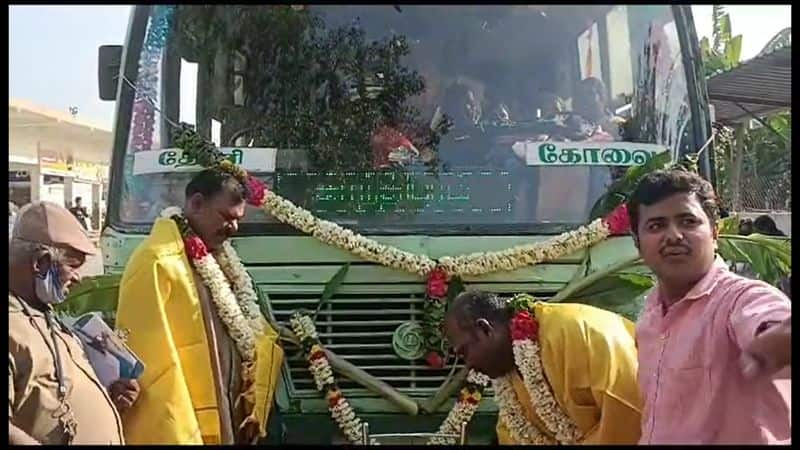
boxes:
[112,5,695,235]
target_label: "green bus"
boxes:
[92,5,713,444]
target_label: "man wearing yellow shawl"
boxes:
[115,169,284,444]
[444,290,641,445]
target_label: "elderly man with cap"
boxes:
[8,201,139,445]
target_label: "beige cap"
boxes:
[13,201,97,255]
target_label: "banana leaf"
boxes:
[57,274,122,325]
[313,263,350,319]
[564,272,654,322]
[717,234,791,286]
[725,35,743,67]
[589,150,673,220]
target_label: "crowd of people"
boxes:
[8,168,791,445]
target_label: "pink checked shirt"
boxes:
[636,258,791,444]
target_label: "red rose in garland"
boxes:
[603,202,631,236]
[425,351,446,369]
[246,176,267,207]
[426,268,450,300]
[510,311,539,341]
[184,236,209,260]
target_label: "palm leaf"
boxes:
[58,275,121,315]
[700,36,712,57]
[714,9,732,53]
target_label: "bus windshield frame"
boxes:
[105,5,711,237]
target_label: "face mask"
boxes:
[35,264,67,305]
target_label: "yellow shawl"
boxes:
[496,302,642,445]
[116,218,284,444]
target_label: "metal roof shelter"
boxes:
[706,46,791,124]
[9,99,112,167]
[8,99,112,220]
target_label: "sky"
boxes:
[8,5,792,130]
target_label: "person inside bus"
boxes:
[570,77,621,141]
[9,201,139,445]
[435,79,495,166]
[114,169,284,445]
[532,78,615,224]
[443,290,642,444]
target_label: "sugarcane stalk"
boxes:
[279,326,420,416]
[420,367,469,414]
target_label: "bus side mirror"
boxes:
[98,45,123,101]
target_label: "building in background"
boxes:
[9,99,111,231]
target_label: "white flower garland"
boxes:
[260,190,610,278]
[493,376,552,444]
[428,370,491,445]
[290,313,491,445]
[159,208,265,360]
[216,241,265,336]
[264,193,436,276]
[437,219,609,277]
[513,340,582,443]
[193,253,257,358]
[492,339,582,444]
[289,314,371,444]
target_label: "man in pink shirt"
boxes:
[629,169,791,444]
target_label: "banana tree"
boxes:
[699,5,743,77]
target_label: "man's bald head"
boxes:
[447,290,512,329]
[443,290,515,378]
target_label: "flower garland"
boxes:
[492,294,583,445]
[429,369,491,445]
[162,207,258,359]
[289,313,367,443]
[290,312,491,445]
[170,126,631,368]
[259,186,621,278]
[422,267,451,368]
[215,240,266,336]
[159,206,268,434]
[251,177,628,367]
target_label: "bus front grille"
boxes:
[269,291,455,398]
[268,288,557,399]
